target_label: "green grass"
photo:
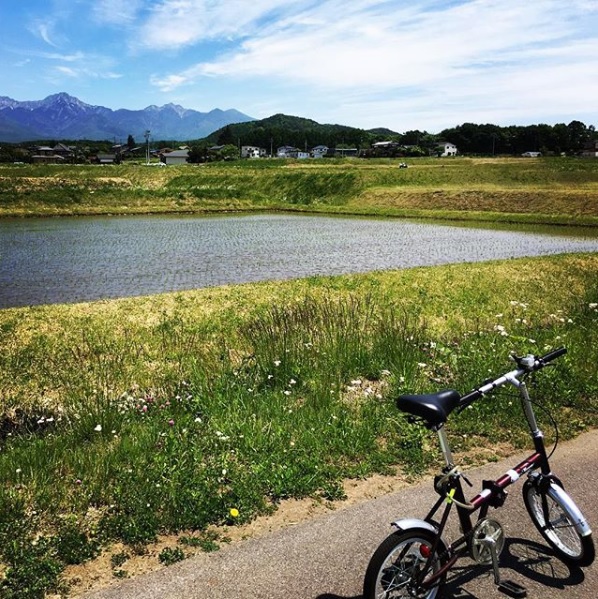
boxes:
[0,254,597,595]
[2,157,598,226]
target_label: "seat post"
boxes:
[437,425,455,468]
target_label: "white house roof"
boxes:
[165,149,189,157]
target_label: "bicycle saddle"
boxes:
[397,389,461,428]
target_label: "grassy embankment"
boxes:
[1,156,598,226]
[0,254,598,596]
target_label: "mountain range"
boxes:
[0,93,255,143]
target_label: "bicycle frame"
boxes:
[416,368,563,588]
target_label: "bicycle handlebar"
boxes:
[536,346,567,366]
[457,347,567,411]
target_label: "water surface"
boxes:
[1,213,598,308]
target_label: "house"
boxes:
[112,144,142,158]
[367,141,402,157]
[241,146,266,159]
[161,149,189,165]
[30,146,66,164]
[372,141,398,150]
[436,142,458,157]
[53,143,74,159]
[311,145,329,158]
[277,146,299,158]
[581,141,598,158]
[94,153,119,165]
[333,148,359,157]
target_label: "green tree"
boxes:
[219,144,239,160]
[187,145,209,163]
[217,125,236,146]
[567,120,589,151]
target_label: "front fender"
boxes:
[392,518,439,535]
[548,483,593,537]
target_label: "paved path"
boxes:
[85,429,598,599]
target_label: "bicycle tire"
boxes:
[363,528,447,599]
[523,479,595,567]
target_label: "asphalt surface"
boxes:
[84,429,598,599]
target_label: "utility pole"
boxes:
[144,130,151,165]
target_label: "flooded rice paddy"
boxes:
[1,213,598,308]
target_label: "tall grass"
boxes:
[0,255,597,595]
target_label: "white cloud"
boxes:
[134,0,305,50]
[41,51,86,63]
[144,0,597,130]
[35,49,124,84]
[54,66,78,78]
[29,20,60,47]
[93,0,143,25]
[150,73,189,92]
[186,2,576,89]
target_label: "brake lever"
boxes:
[461,472,473,487]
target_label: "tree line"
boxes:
[205,117,597,157]
[439,120,596,156]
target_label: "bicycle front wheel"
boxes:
[363,528,447,599]
[523,479,595,567]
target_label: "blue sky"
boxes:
[1,0,597,133]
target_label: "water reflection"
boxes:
[1,213,598,308]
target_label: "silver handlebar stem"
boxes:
[518,380,542,437]
[505,367,542,438]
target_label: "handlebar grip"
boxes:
[538,346,567,366]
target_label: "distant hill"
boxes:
[205,113,399,150]
[0,93,255,142]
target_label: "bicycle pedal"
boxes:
[497,579,526,598]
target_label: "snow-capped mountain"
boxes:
[0,93,254,142]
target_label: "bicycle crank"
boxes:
[469,519,527,597]
[470,518,505,565]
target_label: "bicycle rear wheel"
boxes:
[523,479,595,566]
[363,528,447,599]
